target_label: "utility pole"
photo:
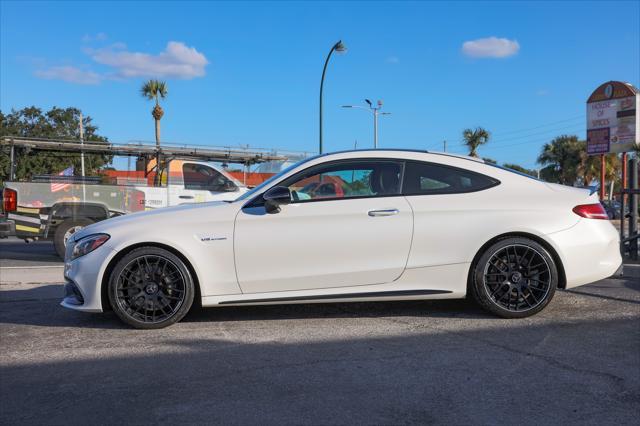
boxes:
[79,112,85,178]
[9,143,15,180]
[79,112,86,202]
[443,140,447,152]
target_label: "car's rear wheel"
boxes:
[108,247,195,329]
[470,237,558,318]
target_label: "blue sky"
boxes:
[1,0,639,170]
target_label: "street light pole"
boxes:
[373,109,378,149]
[342,99,391,149]
[319,40,347,154]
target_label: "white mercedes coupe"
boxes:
[62,150,622,328]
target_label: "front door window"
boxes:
[284,161,403,202]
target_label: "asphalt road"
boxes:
[0,237,61,267]
[1,270,639,425]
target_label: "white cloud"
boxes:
[462,37,520,58]
[34,41,208,84]
[34,66,102,85]
[88,41,208,79]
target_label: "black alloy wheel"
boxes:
[471,237,558,318]
[108,247,195,329]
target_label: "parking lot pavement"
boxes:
[0,272,639,426]
[0,238,61,268]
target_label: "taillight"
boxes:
[3,188,17,212]
[572,203,608,220]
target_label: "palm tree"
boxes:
[140,80,168,149]
[578,151,619,187]
[537,135,583,185]
[462,127,490,157]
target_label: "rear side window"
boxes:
[402,161,498,195]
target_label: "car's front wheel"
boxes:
[108,247,195,329]
[470,237,558,318]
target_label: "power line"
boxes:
[450,124,583,149]
[479,131,584,152]
[489,115,584,137]
[437,114,585,150]
[447,122,584,150]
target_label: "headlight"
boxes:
[71,233,110,260]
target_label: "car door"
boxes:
[171,162,233,205]
[234,159,414,294]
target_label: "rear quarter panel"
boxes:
[403,157,582,269]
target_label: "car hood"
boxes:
[71,201,238,243]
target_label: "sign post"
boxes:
[600,154,606,200]
[587,81,640,200]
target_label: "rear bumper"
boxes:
[0,219,16,238]
[546,219,622,289]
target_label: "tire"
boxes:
[108,247,195,329]
[470,237,558,318]
[54,218,94,258]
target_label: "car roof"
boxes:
[319,149,486,164]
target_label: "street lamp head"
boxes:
[341,105,354,108]
[364,99,372,107]
[377,100,383,107]
[334,40,347,53]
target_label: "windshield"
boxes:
[235,156,317,202]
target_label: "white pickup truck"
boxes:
[133,159,249,210]
[0,159,249,258]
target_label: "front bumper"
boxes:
[60,245,117,313]
[62,280,85,306]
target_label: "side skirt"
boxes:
[218,289,452,305]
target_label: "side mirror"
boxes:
[263,186,291,214]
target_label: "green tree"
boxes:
[140,79,168,148]
[462,127,490,158]
[536,135,583,185]
[578,152,619,187]
[482,157,497,164]
[0,107,111,184]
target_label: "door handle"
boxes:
[368,209,399,217]
[179,195,194,199]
